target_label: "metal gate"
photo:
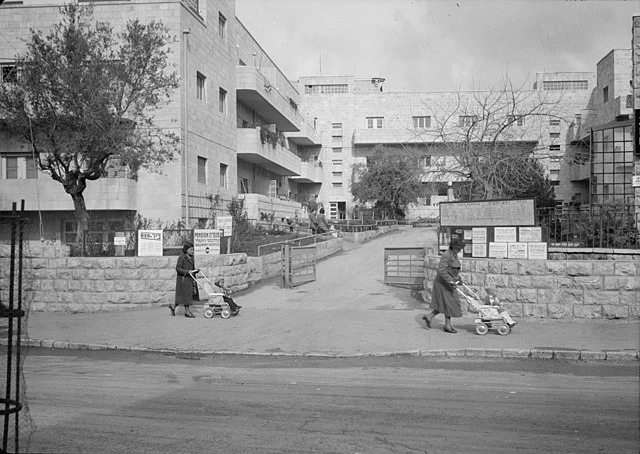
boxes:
[281,244,317,288]
[1,201,27,453]
[384,247,426,287]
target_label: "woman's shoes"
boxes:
[443,327,457,334]
[169,306,175,316]
[422,315,432,329]
[184,313,196,318]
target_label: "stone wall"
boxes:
[340,224,399,243]
[423,255,640,320]
[0,238,342,312]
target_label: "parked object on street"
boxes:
[456,283,517,336]
[190,270,232,319]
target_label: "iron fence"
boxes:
[256,232,338,256]
[536,205,639,250]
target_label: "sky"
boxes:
[235,0,639,93]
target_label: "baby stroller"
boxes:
[189,270,232,319]
[455,282,517,336]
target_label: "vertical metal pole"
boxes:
[14,200,25,452]
[3,202,16,452]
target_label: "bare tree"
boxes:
[414,78,566,204]
[0,5,179,242]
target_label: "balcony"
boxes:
[353,128,435,145]
[237,127,302,176]
[290,161,322,184]
[236,66,301,132]
[567,162,590,182]
[614,95,633,120]
[287,119,322,146]
[0,175,138,211]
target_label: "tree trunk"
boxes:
[64,178,90,245]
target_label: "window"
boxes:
[218,88,227,114]
[240,178,249,193]
[507,115,525,127]
[332,147,342,153]
[197,156,207,184]
[220,163,228,188]
[238,59,246,66]
[575,114,582,125]
[550,180,560,186]
[459,115,477,127]
[549,132,560,140]
[2,155,37,179]
[412,116,431,129]
[332,123,342,136]
[366,117,383,129]
[218,13,227,40]
[304,84,348,94]
[419,155,432,167]
[332,171,342,178]
[1,65,18,83]
[332,159,342,166]
[313,118,318,129]
[542,80,588,90]
[196,72,206,101]
[549,145,561,152]
[549,119,561,126]
[332,182,343,187]
[603,86,608,103]
[332,136,342,146]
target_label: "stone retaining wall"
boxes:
[423,255,640,320]
[340,224,398,243]
[0,237,342,312]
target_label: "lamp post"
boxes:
[182,28,190,227]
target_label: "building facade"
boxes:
[0,2,638,242]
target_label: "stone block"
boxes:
[613,262,636,276]
[592,261,615,276]
[56,269,73,280]
[487,261,502,274]
[500,302,523,316]
[501,349,530,359]
[605,351,638,361]
[494,288,516,302]
[573,305,603,319]
[602,305,629,319]
[501,261,519,275]
[554,276,573,288]
[604,276,640,291]
[580,350,606,360]
[522,303,547,317]
[516,288,538,303]
[518,261,547,275]
[465,348,503,358]
[485,273,509,288]
[539,288,583,305]
[86,269,105,280]
[530,349,554,359]
[583,290,618,305]
[510,275,532,288]
[553,350,580,360]
[531,275,554,289]
[572,276,603,290]
[565,262,593,276]
[547,304,574,319]
[546,261,566,275]
[629,306,640,319]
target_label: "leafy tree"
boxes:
[0,4,179,242]
[351,145,424,219]
[421,78,567,202]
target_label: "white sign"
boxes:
[528,242,548,260]
[440,199,535,227]
[489,242,508,258]
[216,216,233,237]
[472,228,487,243]
[632,175,640,188]
[472,243,487,258]
[494,227,517,243]
[194,229,221,256]
[507,242,528,259]
[519,227,542,242]
[138,230,163,256]
[114,236,126,246]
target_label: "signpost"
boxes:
[216,216,233,254]
[194,229,221,256]
[137,230,163,256]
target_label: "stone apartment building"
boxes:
[0,2,638,242]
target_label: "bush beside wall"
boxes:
[423,255,640,320]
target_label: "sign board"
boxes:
[528,242,548,260]
[489,242,508,259]
[632,175,640,188]
[472,243,487,258]
[440,199,535,227]
[519,226,542,242]
[114,236,126,246]
[215,216,233,237]
[194,229,221,256]
[138,230,163,256]
[507,242,528,259]
[494,227,517,243]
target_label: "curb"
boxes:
[5,338,639,362]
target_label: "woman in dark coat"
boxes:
[423,238,464,333]
[170,243,198,318]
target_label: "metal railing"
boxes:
[256,232,338,256]
[537,205,639,250]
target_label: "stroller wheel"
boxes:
[497,324,511,336]
[203,308,214,319]
[220,309,231,319]
[475,324,489,335]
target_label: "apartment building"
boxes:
[0,0,321,242]
[0,2,637,242]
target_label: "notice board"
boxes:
[439,199,535,227]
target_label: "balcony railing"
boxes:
[236,127,301,176]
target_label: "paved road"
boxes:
[11,350,640,454]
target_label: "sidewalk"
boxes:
[14,228,640,362]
